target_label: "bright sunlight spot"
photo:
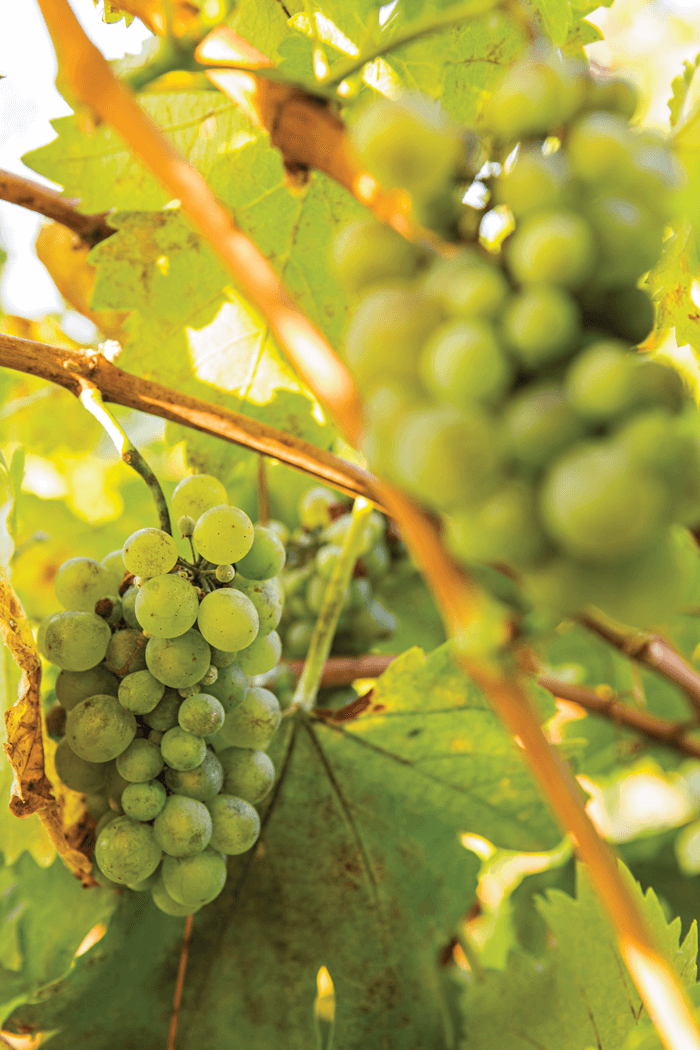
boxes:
[315,966,336,1025]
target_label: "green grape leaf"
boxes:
[22,93,253,212]
[0,852,117,1027]
[561,17,603,59]
[669,53,700,127]
[531,0,573,47]
[6,644,559,1049]
[459,861,697,1050]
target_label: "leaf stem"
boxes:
[78,381,172,534]
[167,912,193,1050]
[290,499,373,713]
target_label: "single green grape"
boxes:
[65,695,137,762]
[54,557,117,613]
[153,795,212,857]
[298,487,337,531]
[283,621,314,658]
[332,216,424,293]
[126,869,161,893]
[315,544,342,580]
[218,747,275,804]
[121,586,140,630]
[503,286,580,369]
[566,111,633,183]
[145,630,211,689]
[178,693,226,738]
[589,75,639,119]
[502,384,585,470]
[207,794,261,855]
[134,574,199,639]
[54,737,106,793]
[344,287,441,391]
[165,750,224,802]
[422,254,509,318]
[161,725,207,771]
[202,662,248,713]
[143,687,182,730]
[232,575,284,636]
[105,629,147,676]
[122,528,178,579]
[101,549,126,593]
[121,779,167,821]
[484,60,564,140]
[234,525,286,581]
[507,210,595,289]
[197,589,259,652]
[171,474,228,522]
[580,285,655,345]
[586,196,663,285]
[152,875,198,916]
[84,793,110,821]
[217,687,280,750]
[565,340,641,422]
[193,505,254,565]
[118,669,165,714]
[38,611,111,672]
[445,480,548,568]
[215,564,235,583]
[162,847,227,908]
[95,816,162,885]
[209,646,237,669]
[234,630,282,678]
[104,759,130,810]
[419,318,513,407]
[55,665,119,711]
[116,738,164,783]
[495,148,567,217]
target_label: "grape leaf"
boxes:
[531,0,572,47]
[459,862,697,1050]
[0,851,117,1028]
[6,644,559,1048]
[669,53,700,128]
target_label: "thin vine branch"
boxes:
[78,380,172,533]
[37,7,700,1047]
[286,654,395,685]
[167,913,194,1050]
[0,335,386,511]
[580,612,700,720]
[0,168,114,246]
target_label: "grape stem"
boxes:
[77,381,172,534]
[289,499,374,713]
[0,168,113,247]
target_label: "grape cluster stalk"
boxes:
[337,51,700,629]
[39,473,287,916]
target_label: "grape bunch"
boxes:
[275,485,401,658]
[336,53,700,627]
[39,473,286,916]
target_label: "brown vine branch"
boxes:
[286,654,395,685]
[0,335,385,511]
[0,168,113,246]
[580,613,700,720]
[36,6,700,1046]
[167,912,193,1050]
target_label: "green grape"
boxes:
[495,148,567,217]
[152,875,198,916]
[54,557,117,613]
[200,665,218,687]
[122,528,178,579]
[217,687,280,749]
[507,210,595,289]
[85,793,110,821]
[344,287,441,390]
[203,662,248,713]
[178,515,195,538]
[566,111,633,183]
[346,598,397,645]
[197,589,259,652]
[363,542,391,581]
[54,737,106,793]
[589,75,639,119]
[581,285,655,345]
[628,138,683,216]
[161,725,207,771]
[234,631,282,677]
[145,630,211,689]
[565,340,641,422]
[634,357,686,413]
[234,525,286,581]
[105,629,147,676]
[38,611,111,672]
[617,414,700,526]
[165,750,224,802]
[503,384,585,470]
[315,544,342,580]
[171,474,228,522]
[126,869,161,893]
[193,505,254,566]
[162,847,227,907]
[391,404,500,511]
[321,512,381,557]
[298,487,337,531]
[539,441,669,563]
[95,815,162,885]
[503,286,580,368]
[209,646,237,669]
[149,729,164,745]
[65,695,137,762]
[55,665,119,711]
[283,621,314,658]
[153,795,212,856]
[134,574,199,639]
[121,586,140,630]
[104,759,130,810]
[97,595,122,627]
[116,738,164,783]
[118,669,165,714]
[264,519,290,547]
[350,94,461,200]
[484,60,565,140]
[178,693,225,737]
[95,809,120,837]
[37,612,60,657]
[422,254,509,318]
[445,480,548,567]
[218,747,275,804]
[232,575,283,635]
[122,778,167,821]
[101,549,126,593]
[207,794,261,855]
[419,318,513,407]
[586,196,663,285]
[143,687,182,730]
[332,217,424,292]
[215,564,235,583]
